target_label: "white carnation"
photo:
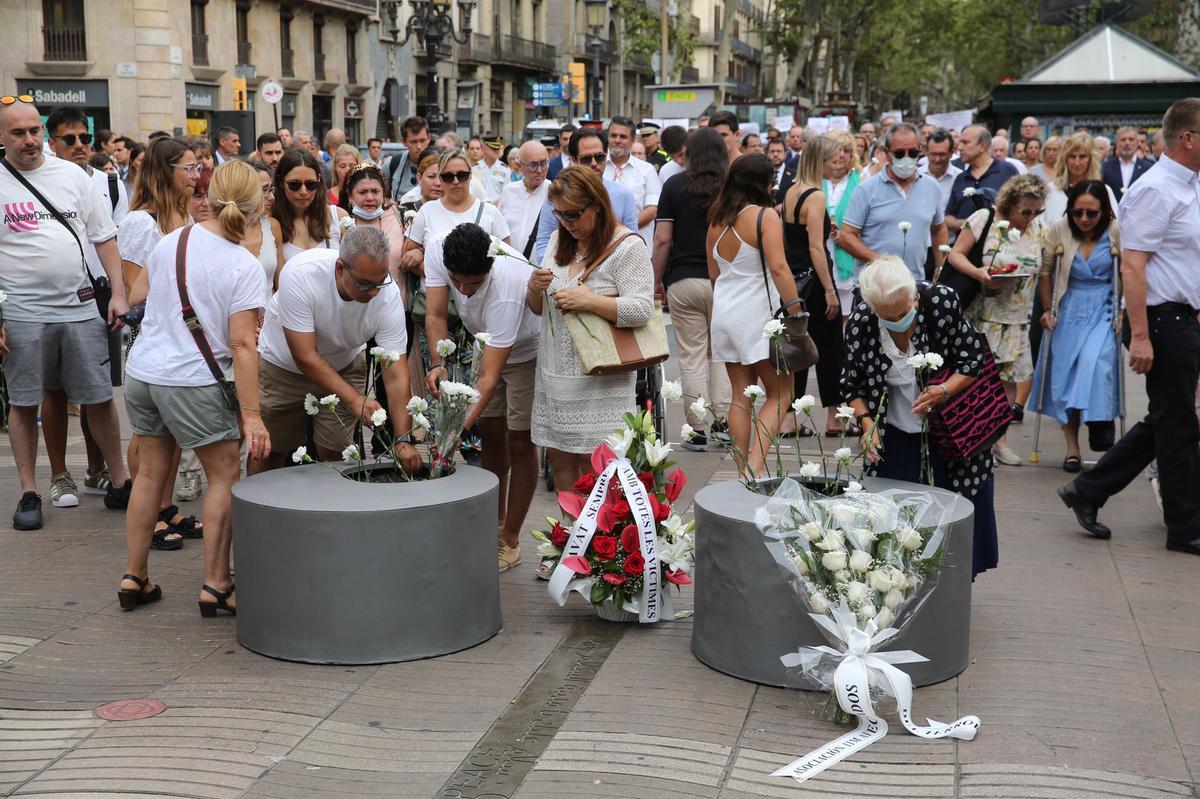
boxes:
[846,481,864,493]
[835,404,855,421]
[925,352,945,369]
[474,332,494,347]
[995,219,1010,231]
[411,412,431,431]
[319,394,339,409]
[661,380,683,401]
[291,446,309,464]
[369,345,386,357]
[906,353,928,370]
[370,408,388,427]
[435,339,456,358]
[341,444,361,463]
[799,461,821,478]
[680,423,696,441]
[938,244,951,254]
[743,385,765,400]
[690,397,709,418]
[834,447,852,463]
[406,396,430,414]
[897,221,912,232]
[793,395,816,414]
[303,393,320,416]
[762,319,784,338]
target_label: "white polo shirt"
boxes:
[1118,154,1200,309]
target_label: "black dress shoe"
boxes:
[1057,483,1112,539]
[1166,538,1200,556]
[1087,421,1116,452]
[1011,403,1025,423]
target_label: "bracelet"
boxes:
[938,384,950,402]
[855,413,872,425]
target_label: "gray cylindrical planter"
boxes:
[231,463,501,665]
[692,476,974,688]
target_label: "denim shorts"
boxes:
[2,318,113,406]
[124,376,240,449]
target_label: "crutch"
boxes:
[1030,244,1064,464]
[1112,241,1126,436]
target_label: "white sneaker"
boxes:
[992,444,1022,466]
[174,469,203,502]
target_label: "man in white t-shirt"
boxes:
[497,140,551,259]
[424,223,542,573]
[39,106,132,509]
[256,226,421,472]
[0,99,131,531]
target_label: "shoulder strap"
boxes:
[2,159,90,278]
[473,200,485,226]
[756,207,773,315]
[576,231,641,285]
[522,208,541,260]
[175,225,227,386]
[792,186,819,225]
[107,171,120,213]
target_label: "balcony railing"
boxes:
[315,52,326,81]
[282,47,294,77]
[576,33,617,62]
[459,33,492,63]
[42,26,86,61]
[732,37,761,62]
[237,40,252,65]
[628,52,654,74]
[496,34,556,70]
[192,33,209,65]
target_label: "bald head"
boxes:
[1019,116,1039,139]
[519,140,549,190]
[0,101,46,170]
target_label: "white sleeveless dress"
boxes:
[251,217,278,303]
[280,205,342,262]
[710,210,781,365]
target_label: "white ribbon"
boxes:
[547,456,669,623]
[772,607,980,782]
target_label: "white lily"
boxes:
[605,427,636,458]
[644,439,672,467]
[657,536,693,573]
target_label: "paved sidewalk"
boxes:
[0,370,1197,798]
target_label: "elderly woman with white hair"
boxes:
[841,256,999,579]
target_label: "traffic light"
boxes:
[568,63,586,106]
[233,78,248,111]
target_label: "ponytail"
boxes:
[207,160,263,243]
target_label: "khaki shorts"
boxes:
[480,358,535,431]
[125,376,240,449]
[259,354,367,453]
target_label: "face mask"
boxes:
[353,204,384,221]
[890,157,918,179]
[878,306,917,333]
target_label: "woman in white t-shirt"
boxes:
[117,137,204,546]
[118,161,270,617]
[271,148,350,265]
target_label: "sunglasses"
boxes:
[438,170,472,184]
[53,132,92,146]
[1018,207,1045,218]
[345,267,394,292]
[0,95,34,106]
[890,148,921,160]
[1070,208,1101,220]
[262,185,276,197]
[576,154,605,166]
[553,209,585,223]
[522,160,549,171]
[285,179,322,192]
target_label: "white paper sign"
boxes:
[661,118,690,130]
[806,117,830,134]
[925,109,973,133]
[773,114,796,132]
[827,116,850,132]
[883,110,904,122]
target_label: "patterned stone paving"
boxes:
[0,366,1197,798]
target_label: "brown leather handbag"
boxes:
[756,208,819,373]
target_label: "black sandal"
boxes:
[159,505,203,539]
[198,584,236,618]
[150,526,184,551]
[117,573,162,610]
[1063,455,1082,473]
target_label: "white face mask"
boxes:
[891,157,918,179]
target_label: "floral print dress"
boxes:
[964,209,1044,383]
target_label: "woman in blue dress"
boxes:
[1029,180,1121,472]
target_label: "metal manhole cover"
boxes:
[95,699,167,721]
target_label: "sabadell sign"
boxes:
[18,79,109,107]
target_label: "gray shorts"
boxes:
[124,376,240,449]
[2,318,113,406]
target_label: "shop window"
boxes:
[191,1,208,66]
[42,0,86,61]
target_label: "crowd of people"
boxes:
[1,91,1197,616]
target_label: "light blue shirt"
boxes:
[843,171,944,281]
[533,177,640,264]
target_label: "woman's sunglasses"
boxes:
[1017,207,1045,218]
[52,133,92,146]
[439,170,472,184]
[1070,208,1101,220]
[553,209,585,223]
[285,179,322,192]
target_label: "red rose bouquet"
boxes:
[530,411,695,622]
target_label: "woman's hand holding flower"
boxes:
[553,283,596,313]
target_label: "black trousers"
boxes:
[793,278,846,407]
[1074,305,1200,546]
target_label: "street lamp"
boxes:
[381,0,475,129]
[584,0,607,121]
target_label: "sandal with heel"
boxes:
[198,584,236,617]
[117,574,162,611]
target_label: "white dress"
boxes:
[531,230,654,454]
[250,216,278,303]
[711,213,781,365]
[281,205,342,262]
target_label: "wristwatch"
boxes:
[394,433,415,445]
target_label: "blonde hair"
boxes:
[208,160,263,243]
[995,173,1049,216]
[859,256,917,311]
[1053,132,1099,191]
[827,130,862,171]
[796,135,841,187]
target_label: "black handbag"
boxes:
[2,159,111,320]
[938,204,995,311]
[756,208,819,374]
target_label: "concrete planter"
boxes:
[691,476,974,688]
[231,463,501,665]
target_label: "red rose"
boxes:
[550,522,569,548]
[623,552,645,575]
[654,500,671,521]
[620,524,640,554]
[638,471,656,493]
[592,535,619,561]
[574,472,597,494]
[602,572,627,586]
[609,499,631,519]
[665,569,692,585]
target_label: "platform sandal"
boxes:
[159,505,203,539]
[117,574,162,611]
[198,584,236,618]
[151,527,183,551]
